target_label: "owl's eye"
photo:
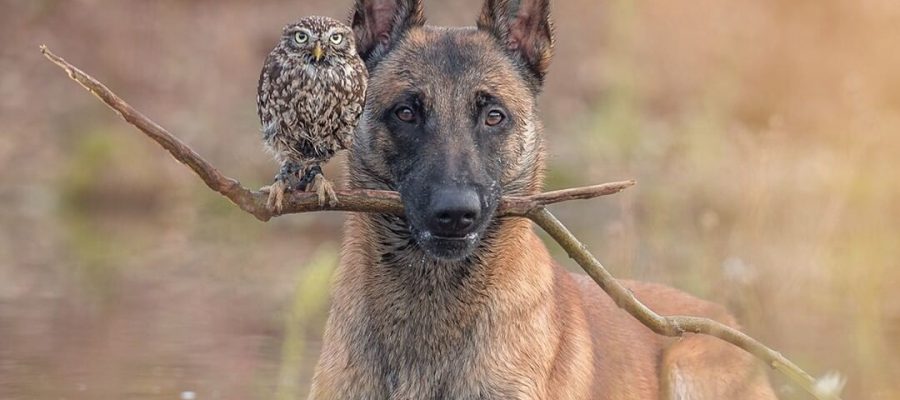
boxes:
[330,33,344,45]
[485,109,505,126]
[294,32,309,44]
[395,106,416,123]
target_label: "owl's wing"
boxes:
[337,59,369,149]
[257,52,290,128]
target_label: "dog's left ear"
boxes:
[478,0,554,88]
[350,0,426,70]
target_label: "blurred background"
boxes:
[1,0,898,398]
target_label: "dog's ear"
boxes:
[478,0,554,88]
[350,0,426,69]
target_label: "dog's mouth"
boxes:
[398,181,501,262]
[414,229,482,261]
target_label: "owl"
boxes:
[257,16,367,211]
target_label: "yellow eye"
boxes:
[294,32,309,44]
[330,33,344,45]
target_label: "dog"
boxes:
[308,0,777,398]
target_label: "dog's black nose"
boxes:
[427,188,481,238]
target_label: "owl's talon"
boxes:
[263,162,303,213]
[309,174,339,207]
[264,180,292,213]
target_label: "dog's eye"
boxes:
[395,106,416,123]
[485,110,505,126]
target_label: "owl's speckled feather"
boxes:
[257,16,367,209]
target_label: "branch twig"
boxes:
[40,45,838,400]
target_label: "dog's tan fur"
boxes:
[309,1,777,398]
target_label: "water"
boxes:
[0,208,337,400]
[0,280,323,399]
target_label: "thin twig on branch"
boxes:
[40,45,840,400]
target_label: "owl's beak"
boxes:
[313,42,325,62]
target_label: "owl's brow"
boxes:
[284,26,313,35]
[324,27,343,37]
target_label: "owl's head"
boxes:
[280,16,356,64]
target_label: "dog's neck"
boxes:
[358,210,507,295]
[342,209,551,322]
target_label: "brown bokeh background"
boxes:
[1,0,898,399]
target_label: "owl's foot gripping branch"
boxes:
[40,45,840,400]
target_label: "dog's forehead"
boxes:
[369,27,529,105]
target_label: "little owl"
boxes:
[257,16,367,211]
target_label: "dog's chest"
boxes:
[369,325,534,400]
[353,282,541,399]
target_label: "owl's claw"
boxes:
[263,180,288,213]
[309,173,339,207]
[299,165,338,207]
[263,162,302,213]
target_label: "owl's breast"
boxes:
[258,57,365,161]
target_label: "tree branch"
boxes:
[38,45,633,221]
[40,45,839,400]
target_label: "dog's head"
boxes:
[349,0,554,261]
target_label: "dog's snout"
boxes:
[427,188,482,238]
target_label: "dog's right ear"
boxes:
[478,0,554,89]
[350,0,426,69]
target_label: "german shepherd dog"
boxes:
[309,0,777,398]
